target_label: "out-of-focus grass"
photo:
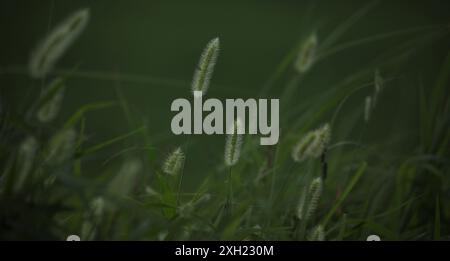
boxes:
[0,1,449,240]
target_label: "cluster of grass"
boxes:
[0,2,449,240]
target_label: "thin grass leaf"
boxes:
[320,1,379,49]
[434,196,440,240]
[64,101,117,128]
[77,126,146,157]
[323,162,367,227]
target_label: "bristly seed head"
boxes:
[305,177,323,221]
[374,69,383,95]
[292,131,316,162]
[46,128,77,165]
[294,33,318,74]
[162,147,185,175]
[108,158,142,197]
[292,123,331,162]
[373,69,383,107]
[364,96,372,123]
[309,123,331,158]
[37,78,65,123]
[191,37,220,97]
[90,197,105,223]
[14,136,38,192]
[29,8,90,78]
[308,225,325,241]
[224,119,243,167]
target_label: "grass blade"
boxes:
[323,162,367,227]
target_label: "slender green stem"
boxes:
[0,65,250,95]
[228,166,234,215]
[176,165,185,206]
[177,135,190,205]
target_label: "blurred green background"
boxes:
[2,0,449,185]
[0,0,449,240]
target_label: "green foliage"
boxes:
[0,1,449,241]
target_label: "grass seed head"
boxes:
[292,123,331,162]
[224,119,243,167]
[29,8,90,78]
[191,37,220,96]
[364,96,372,123]
[373,69,383,107]
[294,33,318,74]
[374,69,383,95]
[292,131,316,162]
[81,220,95,241]
[145,186,161,198]
[90,197,105,223]
[194,193,211,206]
[37,78,65,123]
[308,225,325,241]
[178,202,194,218]
[162,147,185,175]
[14,136,38,192]
[309,123,331,158]
[305,177,323,221]
[108,158,142,197]
[46,128,77,165]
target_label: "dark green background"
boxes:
[1,0,449,188]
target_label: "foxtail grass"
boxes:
[308,225,325,241]
[162,147,185,175]
[191,37,220,97]
[37,78,65,123]
[292,123,331,162]
[14,136,38,192]
[46,128,77,165]
[29,8,90,78]
[364,96,372,123]
[108,158,142,197]
[224,119,243,167]
[294,33,318,74]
